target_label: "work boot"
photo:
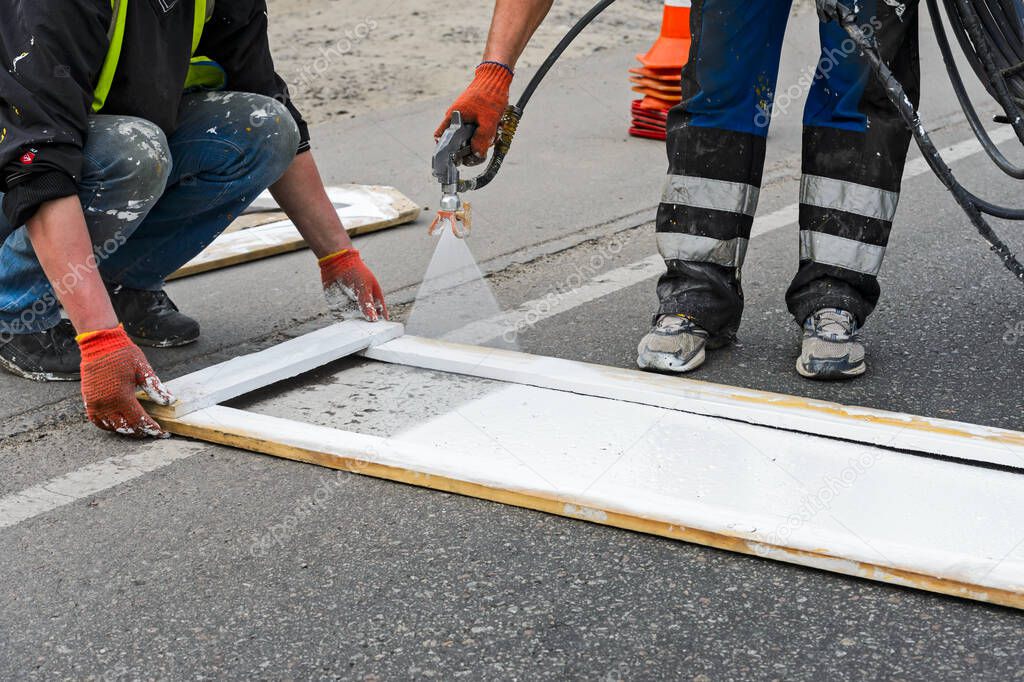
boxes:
[0,319,81,381]
[637,314,721,374]
[107,284,200,348]
[796,308,866,380]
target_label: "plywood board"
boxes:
[168,185,421,280]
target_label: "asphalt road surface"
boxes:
[2,7,1023,680]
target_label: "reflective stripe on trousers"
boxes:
[657,233,749,269]
[798,231,886,276]
[798,174,898,276]
[661,174,760,217]
[800,175,899,222]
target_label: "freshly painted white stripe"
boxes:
[365,336,1024,470]
[173,403,1024,601]
[0,441,205,529]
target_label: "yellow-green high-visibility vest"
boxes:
[91,0,223,113]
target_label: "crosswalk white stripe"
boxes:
[0,441,205,529]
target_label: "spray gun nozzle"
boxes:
[429,193,472,239]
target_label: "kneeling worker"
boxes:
[0,0,387,437]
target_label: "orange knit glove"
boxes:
[319,248,388,322]
[77,326,175,438]
[434,62,514,160]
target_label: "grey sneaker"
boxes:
[637,314,711,374]
[796,308,866,380]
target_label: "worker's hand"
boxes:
[78,325,174,438]
[816,0,855,23]
[319,248,388,322]
[434,62,514,162]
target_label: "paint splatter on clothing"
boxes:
[0,0,308,229]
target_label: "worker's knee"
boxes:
[82,116,172,200]
[184,92,300,185]
[250,96,301,152]
[244,95,301,179]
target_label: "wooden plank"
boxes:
[168,185,421,280]
[362,335,1024,470]
[146,321,404,419]
[168,220,312,280]
[159,404,1024,610]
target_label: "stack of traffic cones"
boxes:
[629,0,692,140]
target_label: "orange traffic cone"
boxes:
[636,0,692,70]
[629,0,692,140]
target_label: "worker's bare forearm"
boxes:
[482,0,556,67]
[26,196,118,334]
[269,151,352,259]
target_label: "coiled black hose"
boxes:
[842,1,1024,285]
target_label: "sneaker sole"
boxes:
[795,357,866,380]
[0,354,80,382]
[637,346,706,374]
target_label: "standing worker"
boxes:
[0,0,387,437]
[437,0,919,380]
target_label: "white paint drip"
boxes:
[10,37,34,73]
[104,209,142,221]
[114,120,168,163]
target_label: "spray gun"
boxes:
[429,112,478,238]
[427,0,617,239]
[429,108,521,238]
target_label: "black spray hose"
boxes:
[841,14,1024,283]
[459,0,619,192]
[943,0,1024,143]
[929,0,1024,177]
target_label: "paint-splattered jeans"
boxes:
[0,91,300,335]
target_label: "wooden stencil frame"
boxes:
[146,321,1024,610]
[168,185,421,280]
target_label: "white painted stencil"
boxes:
[387,383,1024,593]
